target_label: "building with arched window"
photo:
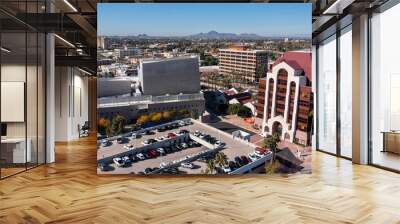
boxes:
[256,51,313,146]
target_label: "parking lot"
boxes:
[97,119,264,175]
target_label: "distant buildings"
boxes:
[117,48,143,58]
[218,45,268,83]
[256,51,313,146]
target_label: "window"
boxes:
[339,25,352,158]
[370,3,400,171]
[317,35,337,154]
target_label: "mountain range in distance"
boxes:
[103,31,310,40]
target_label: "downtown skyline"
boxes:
[98,3,311,38]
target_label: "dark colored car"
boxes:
[157,126,166,132]
[240,156,250,165]
[234,156,244,166]
[138,171,145,175]
[144,168,153,174]
[179,129,189,134]
[117,137,128,144]
[98,163,113,172]
[148,149,159,157]
[229,161,237,170]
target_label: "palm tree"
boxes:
[263,133,281,173]
[205,159,216,174]
[214,152,228,168]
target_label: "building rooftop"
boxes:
[141,55,198,64]
[272,51,312,81]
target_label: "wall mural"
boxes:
[96,3,313,175]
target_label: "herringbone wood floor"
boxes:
[1,136,400,224]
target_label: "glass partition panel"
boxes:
[371,3,400,171]
[339,26,352,158]
[1,31,27,177]
[317,35,337,154]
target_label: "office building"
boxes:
[138,56,201,96]
[117,48,143,58]
[98,56,205,121]
[257,51,313,145]
[218,45,268,82]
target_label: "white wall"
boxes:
[54,67,89,141]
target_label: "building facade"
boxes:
[218,45,268,82]
[138,56,200,96]
[258,51,313,146]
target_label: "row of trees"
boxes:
[98,109,200,137]
[98,114,126,137]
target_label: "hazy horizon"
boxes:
[98,3,311,38]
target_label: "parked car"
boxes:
[180,143,188,149]
[248,153,260,162]
[255,147,269,155]
[131,133,141,139]
[98,163,113,172]
[228,161,237,170]
[240,156,250,165]
[144,167,153,174]
[142,139,157,145]
[138,171,145,175]
[194,130,201,137]
[144,130,154,135]
[234,156,244,166]
[156,148,165,154]
[214,140,225,147]
[181,162,194,169]
[124,144,134,150]
[136,153,146,160]
[185,120,192,125]
[178,121,186,126]
[122,156,131,164]
[117,137,127,144]
[175,144,183,150]
[157,126,166,132]
[101,139,111,147]
[179,129,189,134]
[148,149,159,158]
[222,166,231,173]
[167,132,176,138]
[199,132,206,138]
[113,157,125,167]
[156,136,165,141]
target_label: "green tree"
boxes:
[228,104,241,115]
[137,114,150,125]
[150,112,163,123]
[205,159,216,174]
[110,114,125,136]
[263,133,281,174]
[214,152,228,168]
[237,106,253,118]
[98,117,110,136]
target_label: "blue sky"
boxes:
[98,3,311,37]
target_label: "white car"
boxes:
[185,120,192,125]
[156,148,165,154]
[124,144,134,150]
[181,143,188,149]
[101,139,110,147]
[199,133,206,138]
[136,153,145,160]
[122,156,131,163]
[194,130,201,137]
[222,166,231,173]
[113,157,124,167]
[178,121,186,126]
[214,141,225,147]
[248,153,260,162]
[181,162,194,169]
[156,136,165,141]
